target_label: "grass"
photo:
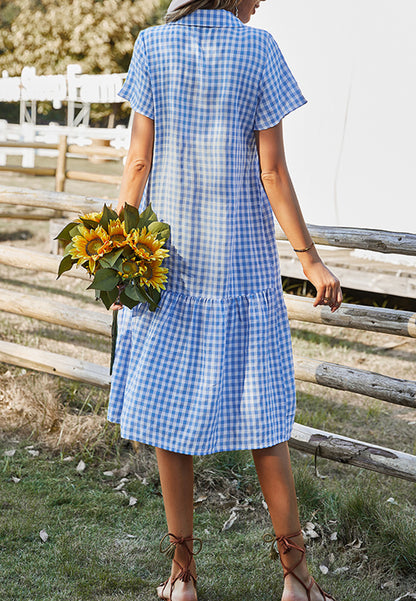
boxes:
[1,437,415,601]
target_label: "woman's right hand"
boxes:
[301,259,342,312]
[110,302,123,311]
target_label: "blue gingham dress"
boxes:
[107,8,308,455]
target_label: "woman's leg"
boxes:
[252,442,333,601]
[155,447,197,601]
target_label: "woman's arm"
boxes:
[116,112,155,214]
[255,121,342,312]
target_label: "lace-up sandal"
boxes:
[157,532,202,601]
[263,529,338,601]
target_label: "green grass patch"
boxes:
[1,438,415,601]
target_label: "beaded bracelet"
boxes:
[293,242,314,253]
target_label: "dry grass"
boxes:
[0,371,108,453]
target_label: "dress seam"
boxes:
[163,286,279,302]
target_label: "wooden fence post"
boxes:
[55,135,68,193]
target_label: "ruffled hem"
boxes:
[107,285,296,455]
[106,416,294,455]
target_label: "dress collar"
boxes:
[173,8,244,28]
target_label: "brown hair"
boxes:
[164,0,239,24]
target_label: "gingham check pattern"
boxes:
[107,8,307,454]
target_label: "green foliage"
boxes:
[0,0,160,77]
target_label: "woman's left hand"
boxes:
[302,260,342,312]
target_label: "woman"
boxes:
[108,0,342,600]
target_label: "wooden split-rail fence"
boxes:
[0,136,126,193]
[0,184,415,481]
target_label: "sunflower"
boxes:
[139,259,169,291]
[118,258,146,280]
[108,219,128,248]
[127,227,169,262]
[75,210,103,224]
[69,225,111,273]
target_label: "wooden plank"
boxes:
[276,224,416,255]
[0,141,58,150]
[55,135,68,193]
[0,340,109,388]
[294,356,416,408]
[0,288,111,336]
[66,171,122,185]
[1,339,414,482]
[67,144,126,158]
[0,185,106,213]
[0,212,55,220]
[285,295,416,338]
[290,423,416,482]
[0,245,89,280]
[0,166,56,176]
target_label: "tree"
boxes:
[0,0,160,76]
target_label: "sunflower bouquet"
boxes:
[56,202,170,312]
[55,203,170,373]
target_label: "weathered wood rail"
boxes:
[0,137,125,193]
[0,185,415,481]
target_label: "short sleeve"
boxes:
[253,34,307,131]
[117,31,154,119]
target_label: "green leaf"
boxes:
[139,202,158,225]
[63,241,75,256]
[54,221,77,241]
[124,282,148,303]
[87,268,119,291]
[80,218,100,229]
[148,221,170,241]
[119,290,138,309]
[98,247,125,269]
[69,225,82,238]
[99,289,119,310]
[124,203,140,233]
[99,203,118,232]
[146,286,161,307]
[57,254,75,279]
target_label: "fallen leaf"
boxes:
[319,565,329,574]
[27,450,39,457]
[386,497,398,505]
[103,471,114,477]
[194,495,207,505]
[346,538,363,549]
[39,530,48,542]
[129,496,137,506]
[63,456,74,462]
[76,460,86,472]
[333,567,349,574]
[262,499,268,510]
[222,511,238,531]
[330,532,338,541]
[114,477,129,490]
[11,476,21,483]
[4,449,16,457]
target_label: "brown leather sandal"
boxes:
[263,529,338,601]
[157,532,202,601]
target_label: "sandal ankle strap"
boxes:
[159,532,202,587]
[159,532,203,560]
[263,529,306,576]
